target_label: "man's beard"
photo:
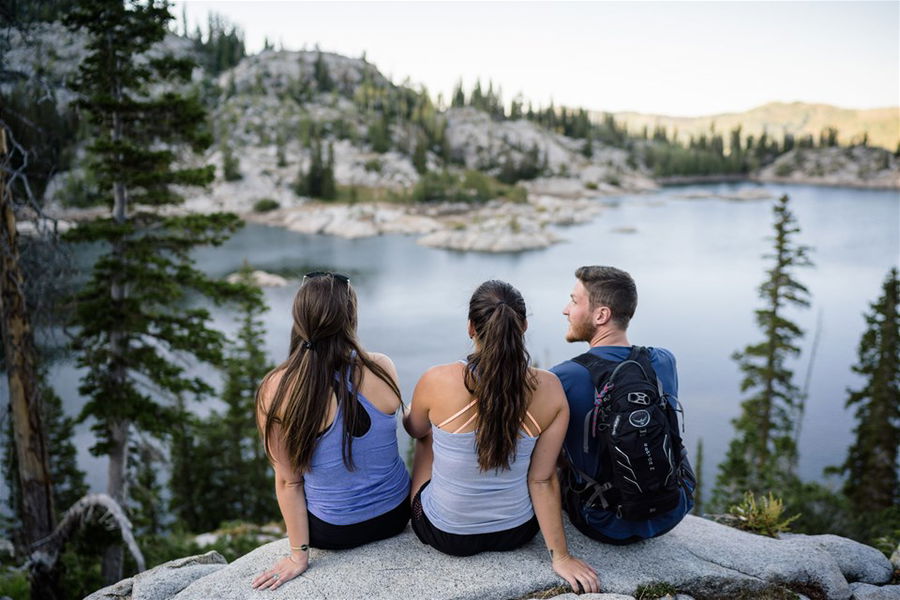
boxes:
[565,314,594,343]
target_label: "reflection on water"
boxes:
[28,182,900,496]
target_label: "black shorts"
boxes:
[308,497,410,550]
[410,480,539,556]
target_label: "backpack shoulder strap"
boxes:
[571,351,619,390]
[630,345,664,394]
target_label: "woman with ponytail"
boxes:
[404,280,599,593]
[252,272,410,591]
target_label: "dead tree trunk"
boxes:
[0,128,60,599]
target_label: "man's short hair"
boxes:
[575,266,637,330]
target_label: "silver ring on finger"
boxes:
[272,573,280,581]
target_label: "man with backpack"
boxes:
[551,266,695,545]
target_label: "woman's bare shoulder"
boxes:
[421,361,466,383]
[528,368,566,415]
[364,351,398,375]
[258,366,287,412]
[530,367,563,391]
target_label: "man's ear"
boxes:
[594,305,612,327]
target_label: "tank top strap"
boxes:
[521,410,541,437]
[436,398,478,429]
[450,411,479,434]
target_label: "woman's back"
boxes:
[418,361,560,534]
[262,355,409,525]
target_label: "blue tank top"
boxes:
[303,389,410,525]
[421,425,538,535]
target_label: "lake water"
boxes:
[21,182,900,501]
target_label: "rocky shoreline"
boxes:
[241,190,610,253]
[28,162,897,254]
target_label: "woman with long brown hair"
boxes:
[252,272,410,591]
[404,280,599,592]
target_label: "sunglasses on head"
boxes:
[302,271,351,284]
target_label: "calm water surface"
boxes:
[29,182,900,498]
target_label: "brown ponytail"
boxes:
[465,280,538,471]
[256,275,401,474]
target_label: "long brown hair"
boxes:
[464,280,538,471]
[256,274,401,474]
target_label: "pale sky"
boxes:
[172,1,900,117]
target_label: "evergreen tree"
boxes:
[63,0,250,582]
[190,13,245,75]
[167,395,205,529]
[581,136,594,159]
[172,264,278,531]
[692,438,704,516]
[313,49,333,93]
[221,143,242,181]
[713,195,813,507]
[275,131,287,167]
[127,439,164,537]
[837,267,899,513]
[412,134,428,175]
[321,141,337,200]
[367,114,391,153]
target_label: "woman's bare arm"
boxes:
[527,375,600,593]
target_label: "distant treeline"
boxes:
[447,79,884,177]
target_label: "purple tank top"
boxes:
[303,390,410,525]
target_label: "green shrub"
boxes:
[0,567,28,600]
[725,492,800,537]
[253,198,280,212]
[584,181,599,190]
[363,158,382,173]
[635,582,678,599]
[775,162,794,177]
[505,185,528,204]
[335,185,403,204]
[410,170,526,204]
[222,145,242,181]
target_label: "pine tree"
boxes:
[63,0,250,582]
[321,141,337,200]
[367,114,391,153]
[275,131,287,168]
[413,134,428,175]
[128,439,164,537]
[692,438,704,516]
[838,268,899,513]
[581,136,594,159]
[713,195,813,507]
[313,49,333,93]
[173,264,278,531]
[222,143,242,181]
[451,80,466,108]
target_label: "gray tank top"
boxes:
[420,379,541,534]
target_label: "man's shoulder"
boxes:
[646,346,676,365]
[550,355,588,375]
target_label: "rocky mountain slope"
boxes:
[6,23,899,254]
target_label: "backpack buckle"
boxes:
[627,391,651,405]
